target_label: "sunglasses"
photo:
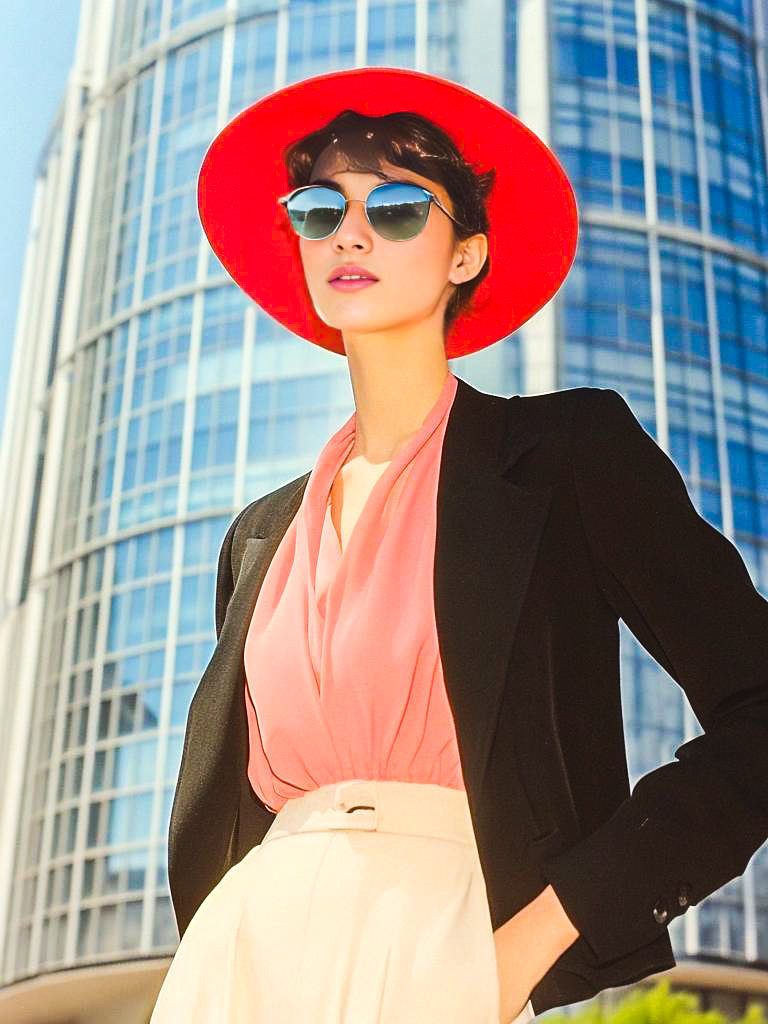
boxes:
[277,180,468,242]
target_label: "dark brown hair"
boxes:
[282,109,495,334]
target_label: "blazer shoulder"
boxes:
[499,388,641,481]
[508,384,623,413]
[232,468,311,544]
[560,386,649,443]
[506,385,625,438]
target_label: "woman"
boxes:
[154,68,768,1024]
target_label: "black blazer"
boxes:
[168,375,768,1015]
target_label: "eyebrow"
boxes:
[308,173,420,193]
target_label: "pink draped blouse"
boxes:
[243,370,465,813]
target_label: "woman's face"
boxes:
[296,148,487,341]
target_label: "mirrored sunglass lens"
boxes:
[367,183,430,239]
[286,187,345,238]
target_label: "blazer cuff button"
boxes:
[652,900,669,924]
[677,883,691,908]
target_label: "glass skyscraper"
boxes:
[0,0,765,1020]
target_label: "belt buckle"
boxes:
[332,780,378,829]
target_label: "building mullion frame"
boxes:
[64,341,119,965]
[104,59,166,546]
[145,528,185,950]
[273,0,290,91]
[193,5,235,290]
[1,574,58,980]
[602,0,621,215]
[516,0,556,393]
[129,52,167,316]
[754,0,768,167]
[143,511,185,951]
[62,549,108,964]
[635,0,669,450]
[687,10,736,941]
[634,0,713,961]
[141,518,183,949]
[355,0,369,66]
[27,343,94,970]
[158,0,172,41]
[696,2,764,965]
[75,338,109,551]
[28,545,86,971]
[176,291,205,520]
[415,0,428,69]
[235,305,256,512]
[98,74,140,331]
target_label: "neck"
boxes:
[342,326,451,463]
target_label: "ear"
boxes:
[449,232,488,286]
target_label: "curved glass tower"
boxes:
[539,0,768,996]
[0,0,765,1019]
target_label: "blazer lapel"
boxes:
[225,376,552,800]
[432,380,553,799]
[218,480,307,664]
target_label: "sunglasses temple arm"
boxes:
[425,193,469,232]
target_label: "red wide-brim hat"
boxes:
[197,66,579,360]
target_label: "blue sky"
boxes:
[0,4,81,432]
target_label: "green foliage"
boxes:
[611,980,724,1024]
[735,1003,768,1024]
[540,980,767,1024]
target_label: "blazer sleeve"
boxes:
[540,386,768,966]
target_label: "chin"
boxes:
[315,307,398,334]
[331,319,403,336]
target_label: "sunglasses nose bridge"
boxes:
[333,196,374,237]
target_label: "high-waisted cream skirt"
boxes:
[150,779,537,1024]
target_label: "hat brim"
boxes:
[197,66,579,359]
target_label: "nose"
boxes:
[332,198,373,250]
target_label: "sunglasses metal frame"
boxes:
[277,180,470,240]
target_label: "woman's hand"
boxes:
[492,884,580,1024]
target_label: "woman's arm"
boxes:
[493,884,580,1021]
[538,386,768,966]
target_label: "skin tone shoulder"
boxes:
[297,144,580,1022]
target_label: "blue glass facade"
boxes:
[549,0,768,964]
[5,0,486,982]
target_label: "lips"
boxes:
[328,264,379,282]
